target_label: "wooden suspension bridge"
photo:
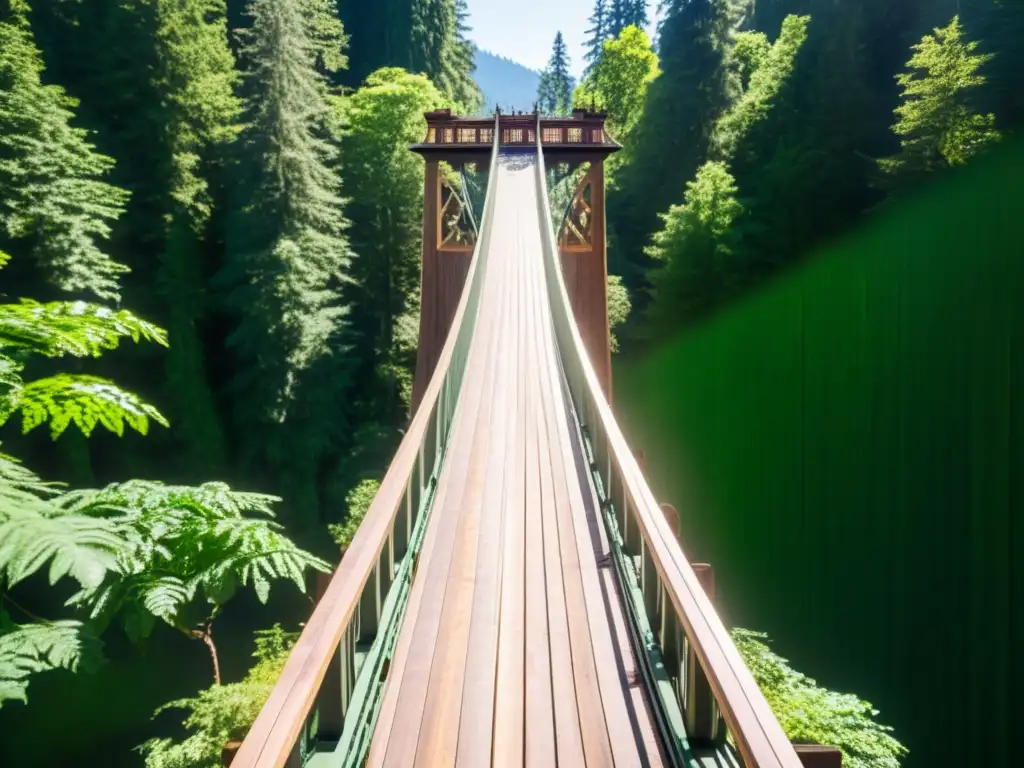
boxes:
[228,111,843,768]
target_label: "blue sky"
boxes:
[465,0,656,78]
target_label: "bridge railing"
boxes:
[533,120,803,768]
[229,116,501,768]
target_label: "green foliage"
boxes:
[342,68,444,424]
[880,16,1000,189]
[733,629,907,768]
[645,162,743,331]
[0,300,166,359]
[0,263,169,440]
[300,0,348,75]
[221,0,356,526]
[151,0,239,474]
[730,31,771,92]
[610,0,735,293]
[607,275,631,354]
[0,611,103,709]
[59,482,330,641]
[608,0,648,37]
[137,624,299,768]
[583,0,610,77]
[0,8,129,301]
[538,32,575,116]
[328,478,381,549]
[575,26,659,141]
[0,454,121,708]
[714,16,810,162]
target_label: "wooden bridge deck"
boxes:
[366,153,667,767]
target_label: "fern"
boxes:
[0,505,125,590]
[0,300,167,358]
[0,610,104,708]
[59,482,328,681]
[0,254,169,440]
[16,374,168,438]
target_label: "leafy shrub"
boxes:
[137,625,299,768]
[732,629,907,768]
[328,478,381,549]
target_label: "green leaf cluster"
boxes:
[0,611,103,708]
[328,478,381,549]
[733,629,907,768]
[60,481,331,636]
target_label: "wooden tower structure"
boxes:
[409,109,619,412]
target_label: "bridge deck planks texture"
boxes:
[367,152,666,767]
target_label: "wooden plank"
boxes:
[379,266,506,768]
[367,222,506,766]
[521,198,557,766]
[414,195,517,765]
[530,245,616,768]
[529,193,587,767]
[491,191,529,768]
[453,199,519,766]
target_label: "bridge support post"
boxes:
[411,159,476,413]
[685,563,723,745]
[558,160,612,399]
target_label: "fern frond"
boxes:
[0,612,103,708]
[16,374,168,438]
[62,481,328,634]
[0,300,166,358]
[0,450,63,508]
[0,506,124,589]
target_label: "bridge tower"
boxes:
[409,109,619,412]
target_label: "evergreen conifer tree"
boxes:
[537,32,575,116]
[880,16,999,190]
[151,0,241,476]
[583,0,611,77]
[219,0,354,528]
[609,0,649,37]
[442,0,484,111]
[0,3,129,301]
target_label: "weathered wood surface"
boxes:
[367,153,666,767]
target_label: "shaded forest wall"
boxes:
[615,137,1023,768]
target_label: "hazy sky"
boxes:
[465,0,657,78]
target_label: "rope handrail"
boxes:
[229,115,502,768]
[532,117,803,768]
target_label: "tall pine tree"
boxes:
[440,0,483,111]
[609,0,649,37]
[537,32,575,116]
[220,0,354,529]
[0,2,128,301]
[880,16,1000,190]
[583,0,611,77]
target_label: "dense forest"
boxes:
[0,0,1021,764]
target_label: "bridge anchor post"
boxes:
[557,159,612,399]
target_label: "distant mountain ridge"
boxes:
[473,50,540,114]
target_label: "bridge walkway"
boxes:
[366,152,667,767]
